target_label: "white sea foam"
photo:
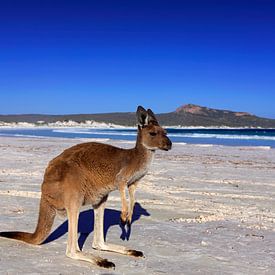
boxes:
[194,144,214,147]
[52,129,275,141]
[167,133,275,141]
[0,133,51,139]
[52,129,137,136]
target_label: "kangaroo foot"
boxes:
[93,242,144,258]
[127,249,144,257]
[66,250,115,269]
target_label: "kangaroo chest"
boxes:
[127,153,154,185]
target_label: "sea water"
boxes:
[0,128,275,148]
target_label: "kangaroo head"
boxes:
[136,106,172,151]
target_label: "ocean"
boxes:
[0,127,275,148]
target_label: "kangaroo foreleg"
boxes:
[127,182,137,225]
[119,185,128,225]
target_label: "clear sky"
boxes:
[0,0,274,118]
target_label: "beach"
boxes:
[0,136,274,274]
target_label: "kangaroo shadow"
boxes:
[43,202,150,250]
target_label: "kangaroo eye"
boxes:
[149,132,157,136]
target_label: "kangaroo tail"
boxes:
[0,195,56,245]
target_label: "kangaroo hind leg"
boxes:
[65,203,115,269]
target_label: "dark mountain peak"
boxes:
[234,111,251,117]
[175,104,252,117]
[176,104,213,116]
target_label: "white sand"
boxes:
[0,136,274,274]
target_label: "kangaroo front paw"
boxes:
[120,211,133,226]
[126,216,132,226]
[120,211,128,225]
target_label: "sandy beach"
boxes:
[0,136,274,274]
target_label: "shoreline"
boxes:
[0,134,273,150]
[1,124,275,129]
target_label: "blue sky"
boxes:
[0,0,274,118]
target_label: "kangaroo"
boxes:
[0,106,172,269]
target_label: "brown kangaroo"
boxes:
[0,106,172,269]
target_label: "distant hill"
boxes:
[1,104,275,128]
[158,104,275,128]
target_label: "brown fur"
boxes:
[0,106,172,269]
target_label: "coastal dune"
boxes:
[0,136,274,274]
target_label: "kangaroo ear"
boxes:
[136,106,148,126]
[147,109,159,126]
